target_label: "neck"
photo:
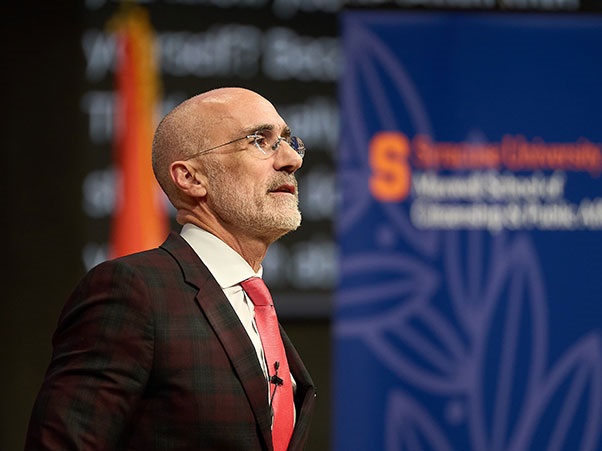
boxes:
[177,210,270,272]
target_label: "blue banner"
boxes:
[335,12,602,451]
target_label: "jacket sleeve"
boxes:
[25,259,154,450]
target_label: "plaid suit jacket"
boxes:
[25,233,317,450]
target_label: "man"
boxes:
[25,87,316,450]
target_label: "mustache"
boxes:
[267,175,298,193]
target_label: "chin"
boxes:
[265,212,302,241]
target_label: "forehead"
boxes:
[208,91,287,137]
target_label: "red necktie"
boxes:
[241,277,294,451]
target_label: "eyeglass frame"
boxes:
[183,128,306,161]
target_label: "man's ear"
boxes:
[169,161,208,198]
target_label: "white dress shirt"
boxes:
[180,223,269,378]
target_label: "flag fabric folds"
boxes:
[109,6,167,259]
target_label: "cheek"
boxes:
[221,156,270,194]
[234,168,267,191]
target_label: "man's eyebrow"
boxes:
[248,123,274,134]
[248,123,291,136]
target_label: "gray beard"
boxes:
[205,161,302,242]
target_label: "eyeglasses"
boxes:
[184,128,305,160]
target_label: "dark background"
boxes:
[3,2,336,449]
[3,1,601,450]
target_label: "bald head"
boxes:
[151,87,275,206]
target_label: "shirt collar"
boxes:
[180,223,262,289]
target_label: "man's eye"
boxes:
[254,135,268,147]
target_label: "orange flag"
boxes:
[109,6,167,259]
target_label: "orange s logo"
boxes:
[369,132,411,202]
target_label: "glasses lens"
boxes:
[253,129,278,152]
[252,130,305,158]
[289,136,305,158]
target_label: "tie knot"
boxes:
[240,277,273,307]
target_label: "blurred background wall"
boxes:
[2,1,601,450]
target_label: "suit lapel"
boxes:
[161,233,273,449]
[281,327,317,450]
[197,284,274,448]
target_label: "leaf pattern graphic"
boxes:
[385,390,453,451]
[510,333,602,451]
[339,18,438,258]
[337,252,469,393]
[463,232,549,450]
[337,229,602,450]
